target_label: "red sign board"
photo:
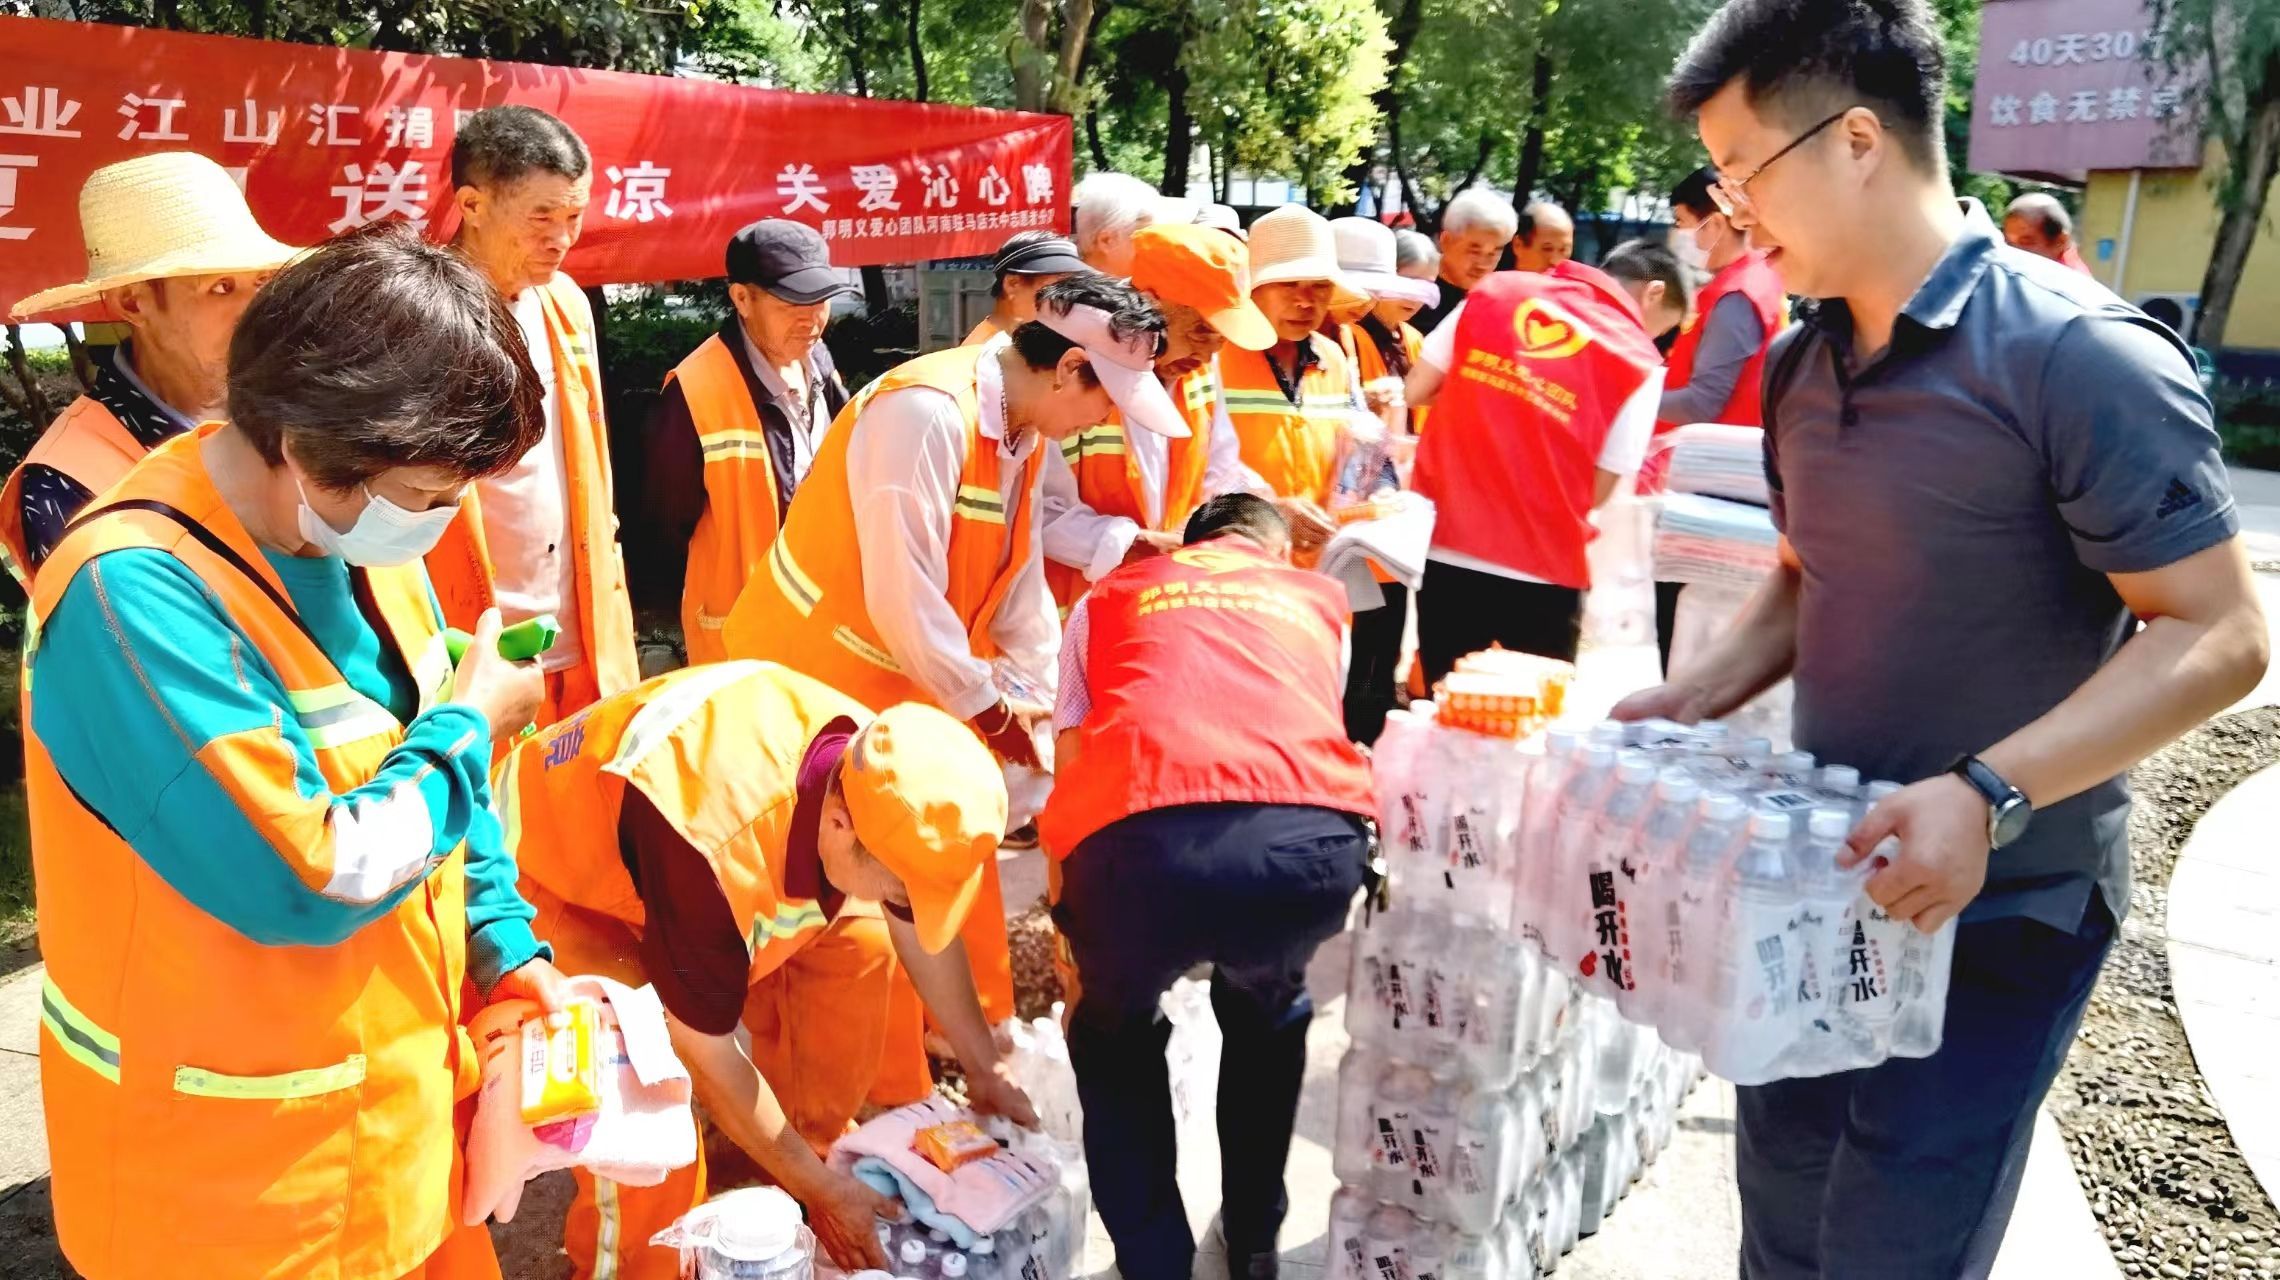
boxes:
[1968,0,2202,177]
[0,16,1074,316]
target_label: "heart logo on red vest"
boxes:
[1510,298,1594,360]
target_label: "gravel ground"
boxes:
[2049,706,2280,1280]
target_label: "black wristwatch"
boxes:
[1948,754,2033,850]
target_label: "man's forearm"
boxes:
[1983,603,2269,811]
[669,1019,835,1198]
[1680,563,1802,720]
[888,919,999,1070]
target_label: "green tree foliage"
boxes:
[2150,0,2278,348]
[1186,0,1390,205]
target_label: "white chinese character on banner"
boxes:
[1023,162,1053,206]
[0,86,82,138]
[606,162,673,222]
[116,94,189,142]
[852,164,902,212]
[977,165,1012,207]
[307,104,361,146]
[329,160,430,233]
[777,164,829,215]
[225,100,283,145]
[2107,86,2143,120]
[917,160,959,209]
[869,216,885,237]
[2151,86,2186,118]
[821,221,838,240]
[2052,32,2088,65]
[2029,91,2061,125]
[1988,94,2023,127]
[0,153,36,241]
[2064,89,2101,122]
[385,106,435,149]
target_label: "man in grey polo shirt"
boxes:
[1622,1,2272,1276]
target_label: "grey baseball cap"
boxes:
[726,219,856,304]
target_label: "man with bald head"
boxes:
[2003,193,2092,276]
[1514,202,1577,272]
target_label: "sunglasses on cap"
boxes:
[1710,108,1859,220]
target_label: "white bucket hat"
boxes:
[1032,300,1190,439]
[1245,206,1369,311]
[1332,217,1442,307]
[11,152,301,318]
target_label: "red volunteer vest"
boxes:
[1037,535,1374,858]
[1413,263,1662,590]
[1643,250,1786,493]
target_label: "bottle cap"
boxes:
[1616,752,1658,785]
[1700,791,1748,822]
[1866,780,1903,802]
[1775,750,1816,774]
[1694,719,1730,741]
[1809,806,1854,841]
[1656,769,1702,804]
[1545,725,1585,757]
[1750,810,1793,841]
[943,1255,970,1278]
[971,1239,997,1256]
[1820,764,1861,791]
[1579,742,1617,770]
[902,1241,929,1265]
[707,1186,804,1261]
[1588,720,1626,747]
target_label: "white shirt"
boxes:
[1039,356,1272,583]
[841,337,1060,719]
[477,289,585,672]
[1418,298,1665,584]
[740,326,830,484]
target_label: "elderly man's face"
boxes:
[1438,227,1506,290]
[1153,298,1225,379]
[1514,220,1574,272]
[108,271,271,415]
[733,284,832,364]
[1253,280,1335,342]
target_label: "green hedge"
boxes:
[2215,380,2280,471]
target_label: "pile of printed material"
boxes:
[1332,680,1955,1278]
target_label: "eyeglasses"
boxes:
[1711,108,1854,219]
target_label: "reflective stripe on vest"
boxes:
[601,660,768,776]
[287,684,403,751]
[174,1053,367,1100]
[40,974,119,1083]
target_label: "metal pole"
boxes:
[2112,168,2144,298]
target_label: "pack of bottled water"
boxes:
[1332,697,1959,1274]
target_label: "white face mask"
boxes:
[1673,217,1725,274]
[298,477,460,567]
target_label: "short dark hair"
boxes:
[1671,167,1722,219]
[1666,0,1947,172]
[1602,239,1692,310]
[228,221,546,490]
[1183,493,1288,547]
[991,230,1065,298]
[452,105,591,192]
[1008,273,1167,385]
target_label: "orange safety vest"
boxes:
[668,334,785,666]
[0,395,149,590]
[1043,368,1218,611]
[1038,535,1374,857]
[496,661,867,987]
[1219,336,1354,505]
[425,274,638,708]
[721,345,1044,714]
[27,426,471,1280]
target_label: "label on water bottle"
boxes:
[1756,789,1816,812]
[1586,868,1634,992]
[1374,1111,1413,1172]
[1369,1252,1406,1280]
[1386,960,1415,1029]
[1835,908,1899,1022]
[1410,1118,1446,1198]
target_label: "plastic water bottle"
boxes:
[1328,1185,1374,1280]
[1361,1205,1418,1280]
[1578,751,1658,997]
[1457,928,1526,1090]
[1587,720,1627,749]
[1817,764,1861,801]
[1440,1084,1514,1233]
[1767,750,1817,791]
[1543,743,1619,971]
[1404,1070,1460,1210]
[1514,728,1584,951]
[1656,791,1749,1053]
[1782,806,1859,1076]
[1438,733,1512,924]
[1388,726,1453,891]
[1888,916,1959,1059]
[1706,810,1803,1084]
[1334,1048,1383,1184]
[898,1237,932,1280]
[1404,1216,1448,1280]
[941,1252,971,1280]
[1369,1062,1433,1201]
[967,1237,998,1280]
[1440,1224,1498,1280]
[1419,916,1468,1056]
[1507,1068,1548,1194]
[1622,769,1701,1027]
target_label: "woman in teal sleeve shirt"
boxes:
[28,221,570,1280]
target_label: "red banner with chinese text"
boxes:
[0,16,1073,316]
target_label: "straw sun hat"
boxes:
[1245,205,1370,312]
[10,152,301,318]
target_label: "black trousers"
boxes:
[1343,582,1409,745]
[1416,558,1583,684]
[1053,803,1368,1280]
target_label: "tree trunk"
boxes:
[906,0,928,102]
[1048,0,1100,115]
[1162,58,1194,195]
[1012,0,1052,111]
[1085,107,1111,170]
[860,266,893,314]
[60,326,96,391]
[843,2,871,98]
[2199,54,2280,349]
[2,326,53,427]
[1512,49,1553,210]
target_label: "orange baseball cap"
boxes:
[1130,223,1277,351]
[840,703,1009,953]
